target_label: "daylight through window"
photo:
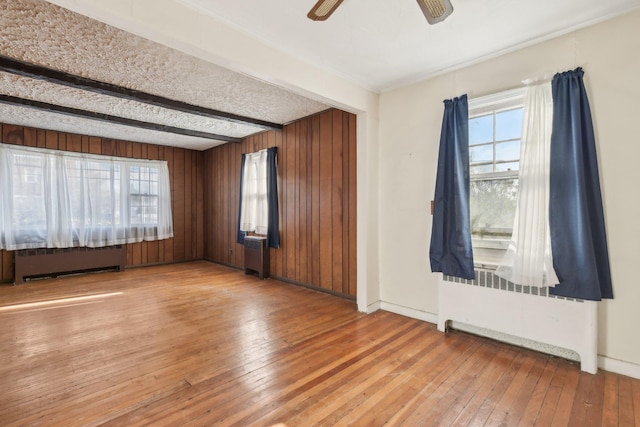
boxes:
[0,143,173,251]
[468,88,525,251]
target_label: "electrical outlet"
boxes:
[228,249,233,256]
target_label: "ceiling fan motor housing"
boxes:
[417,0,454,24]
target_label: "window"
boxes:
[237,147,280,249]
[129,166,159,225]
[0,144,173,250]
[239,149,269,235]
[12,154,46,236]
[468,88,525,261]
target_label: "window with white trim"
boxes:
[468,88,525,262]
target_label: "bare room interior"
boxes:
[1,0,639,425]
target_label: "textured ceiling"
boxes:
[0,103,220,150]
[0,72,263,138]
[0,0,330,150]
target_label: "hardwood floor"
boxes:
[0,261,638,426]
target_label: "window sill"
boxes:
[473,261,500,271]
[472,240,508,269]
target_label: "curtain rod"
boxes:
[0,141,167,165]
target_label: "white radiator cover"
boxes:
[437,271,598,374]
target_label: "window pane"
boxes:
[13,154,46,232]
[495,108,523,141]
[469,114,493,146]
[468,95,523,248]
[128,166,159,225]
[470,178,519,238]
[84,162,119,226]
[495,161,519,172]
[470,144,493,164]
[495,140,520,162]
[470,164,494,174]
[65,159,83,228]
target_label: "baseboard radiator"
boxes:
[438,269,598,374]
[14,245,126,284]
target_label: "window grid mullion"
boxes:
[492,111,497,172]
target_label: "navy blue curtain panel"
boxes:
[236,153,247,245]
[549,68,613,300]
[266,147,280,249]
[429,95,475,280]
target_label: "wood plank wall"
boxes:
[0,123,204,283]
[203,109,357,298]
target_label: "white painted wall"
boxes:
[378,10,640,369]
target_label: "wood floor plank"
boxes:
[381,337,492,425]
[314,331,482,426]
[465,350,530,426]
[568,369,606,427]
[424,344,514,426]
[602,371,620,426]
[632,377,640,426]
[447,346,520,426]
[551,360,591,426]
[518,356,559,426]
[0,261,639,426]
[618,375,635,427]
[533,378,563,425]
[488,355,548,426]
[110,311,410,426]
[218,321,430,426]
[255,322,439,426]
[228,321,439,427]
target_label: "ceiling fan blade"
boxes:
[416,0,454,24]
[307,0,344,21]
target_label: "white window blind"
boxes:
[0,143,173,250]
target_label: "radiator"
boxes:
[14,245,126,284]
[437,270,598,374]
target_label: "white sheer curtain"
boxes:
[239,149,269,235]
[495,83,559,287]
[0,143,173,250]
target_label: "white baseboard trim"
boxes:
[379,301,439,324]
[363,300,381,314]
[598,356,640,380]
[368,301,640,379]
